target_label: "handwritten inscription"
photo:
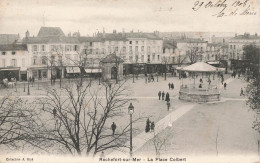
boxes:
[192,0,257,17]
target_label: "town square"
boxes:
[0,0,259,163]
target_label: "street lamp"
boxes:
[128,102,134,158]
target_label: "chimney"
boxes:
[255,33,257,36]
[25,30,30,38]
[113,30,117,34]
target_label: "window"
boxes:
[135,46,138,52]
[115,47,118,52]
[129,56,133,61]
[42,57,47,65]
[42,71,47,78]
[33,57,37,65]
[147,46,150,53]
[136,41,138,44]
[152,55,155,61]
[230,45,232,49]
[32,45,38,52]
[12,51,16,55]
[41,45,45,51]
[157,55,160,61]
[123,47,126,53]
[50,45,56,52]
[172,57,175,63]
[148,55,150,62]
[96,48,99,54]
[74,45,78,51]
[11,59,17,67]
[2,51,6,55]
[2,59,5,67]
[65,45,72,51]
[129,41,132,44]
[141,55,144,62]
[234,45,236,49]
[129,46,132,53]
[141,46,144,52]
[22,58,25,67]
[142,41,144,44]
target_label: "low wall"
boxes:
[179,91,220,102]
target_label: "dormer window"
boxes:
[12,51,16,55]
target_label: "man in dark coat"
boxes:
[145,118,150,133]
[224,82,227,89]
[162,91,165,100]
[168,83,171,90]
[171,83,174,90]
[111,122,117,135]
[53,108,57,118]
[165,92,170,102]
[158,91,161,100]
[151,122,155,132]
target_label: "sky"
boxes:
[0,0,259,37]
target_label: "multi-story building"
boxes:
[22,27,81,80]
[174,38,208,63]
[206,43,228,61]
[79,30,163,75]
[228,33,260,71]
[0,44,28,81]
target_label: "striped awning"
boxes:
[84,68,102,73]
[66,67,81,73]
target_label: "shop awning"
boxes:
[66,67,81,74]
[84,68,102,73]
[0,67,20,71]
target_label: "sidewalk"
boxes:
[109,104,196,157]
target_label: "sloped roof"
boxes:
[163,40,177,49]
[100,53,124,63]
[23,36,80,44]
[175,38,207,43]
[0,34,20,45]
[78,37,104,43]
[37,27,65,37]
[179,62,220,72]
[0,44,27,51]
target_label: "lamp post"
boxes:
[27,76,30,95]
[128,102,134,158]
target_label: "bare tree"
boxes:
[186,42,203,64]
[0,95,35,148]
[151,132,167,158]
[27,81,139,156]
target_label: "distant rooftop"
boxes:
[230,33,260,40]
[0,34,20,45]
[0,44,27,51]
[174,38,207,43]
[23,36,80,44]
[37,27,65,37]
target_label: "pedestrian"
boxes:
[151,122,155,132]
[158,91,161,100]
[151,74,154,82]
[167,101,171,111]
[208,78,211,85]
[240,88,244,96]
[162,91,165,100]
[145,118,150,133]
[53,108,57,118]
[111,122,117,135]
[168,83,171,90]
[171,83,174,90]
[200,78,203,83]
[165,92,170,102]
[29,76,32,83]
[224,82,227,89]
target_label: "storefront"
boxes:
[0,67,20,81]
[65,66,81,78]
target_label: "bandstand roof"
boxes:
[178,62,223,72]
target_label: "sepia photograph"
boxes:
[0,0,259,162]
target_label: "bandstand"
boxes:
[176,62,225,102]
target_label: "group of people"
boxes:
[158,91,170,102]
[145,74,155,83]
[168,83,174,90]
[145,118,155,133]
